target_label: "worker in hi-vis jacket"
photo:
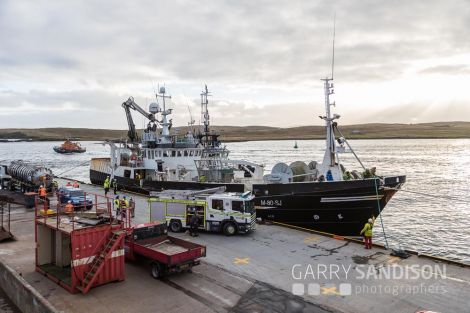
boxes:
[360,216,375,249]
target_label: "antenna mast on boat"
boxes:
[156,85,172,137]
[201,84,211,140]
[319,15,342,179]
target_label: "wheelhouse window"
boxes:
[245,200,255,214]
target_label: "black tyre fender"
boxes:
[169,219,183,232]
[223,222,237,236]
[151,262,163,279]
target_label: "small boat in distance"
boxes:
[294,141,298,149]
[53,139,86,154]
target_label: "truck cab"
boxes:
[0,166,11,190]
[149,190,256,236]
[202,193,256,235]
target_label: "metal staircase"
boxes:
[81,230,125,294]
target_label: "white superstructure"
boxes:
[91,85,264,185]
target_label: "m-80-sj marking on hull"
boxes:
[260,199,283,206]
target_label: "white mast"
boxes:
[320,78,338,168]
[318,16,343,181]
[157,86,172,137]
[201,84,211,137]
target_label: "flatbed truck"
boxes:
[125,221,206,279]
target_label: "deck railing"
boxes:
[34,190,115,231]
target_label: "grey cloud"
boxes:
[170,97,470,127]
[1,0,470,128]
[2,0,469,83]
[0,89,129,128]
[420,65,470,75]
[359,101,470,124]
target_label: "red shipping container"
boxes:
[69,224,125,293]
[35,192,126,294]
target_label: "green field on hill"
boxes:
[1,122,469,142]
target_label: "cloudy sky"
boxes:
[1,0,469,129]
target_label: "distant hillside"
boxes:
[0,122,470,142]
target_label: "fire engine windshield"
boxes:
[244,200,255,214]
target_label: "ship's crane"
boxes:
[122,97,157,143]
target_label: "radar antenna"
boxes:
[156,84,172,137]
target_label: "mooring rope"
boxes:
[56,160,90,178]
[374,177,389,249]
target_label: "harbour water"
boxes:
[0,139,469,264]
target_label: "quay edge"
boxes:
[0,259,59,313]
[1,180,469,313]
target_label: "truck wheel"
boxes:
[151,262,162,279]
[169,220,183,232]
[223,222,237,236]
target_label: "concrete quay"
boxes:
[0,179,468,313]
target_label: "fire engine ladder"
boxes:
[81,230,126,294]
